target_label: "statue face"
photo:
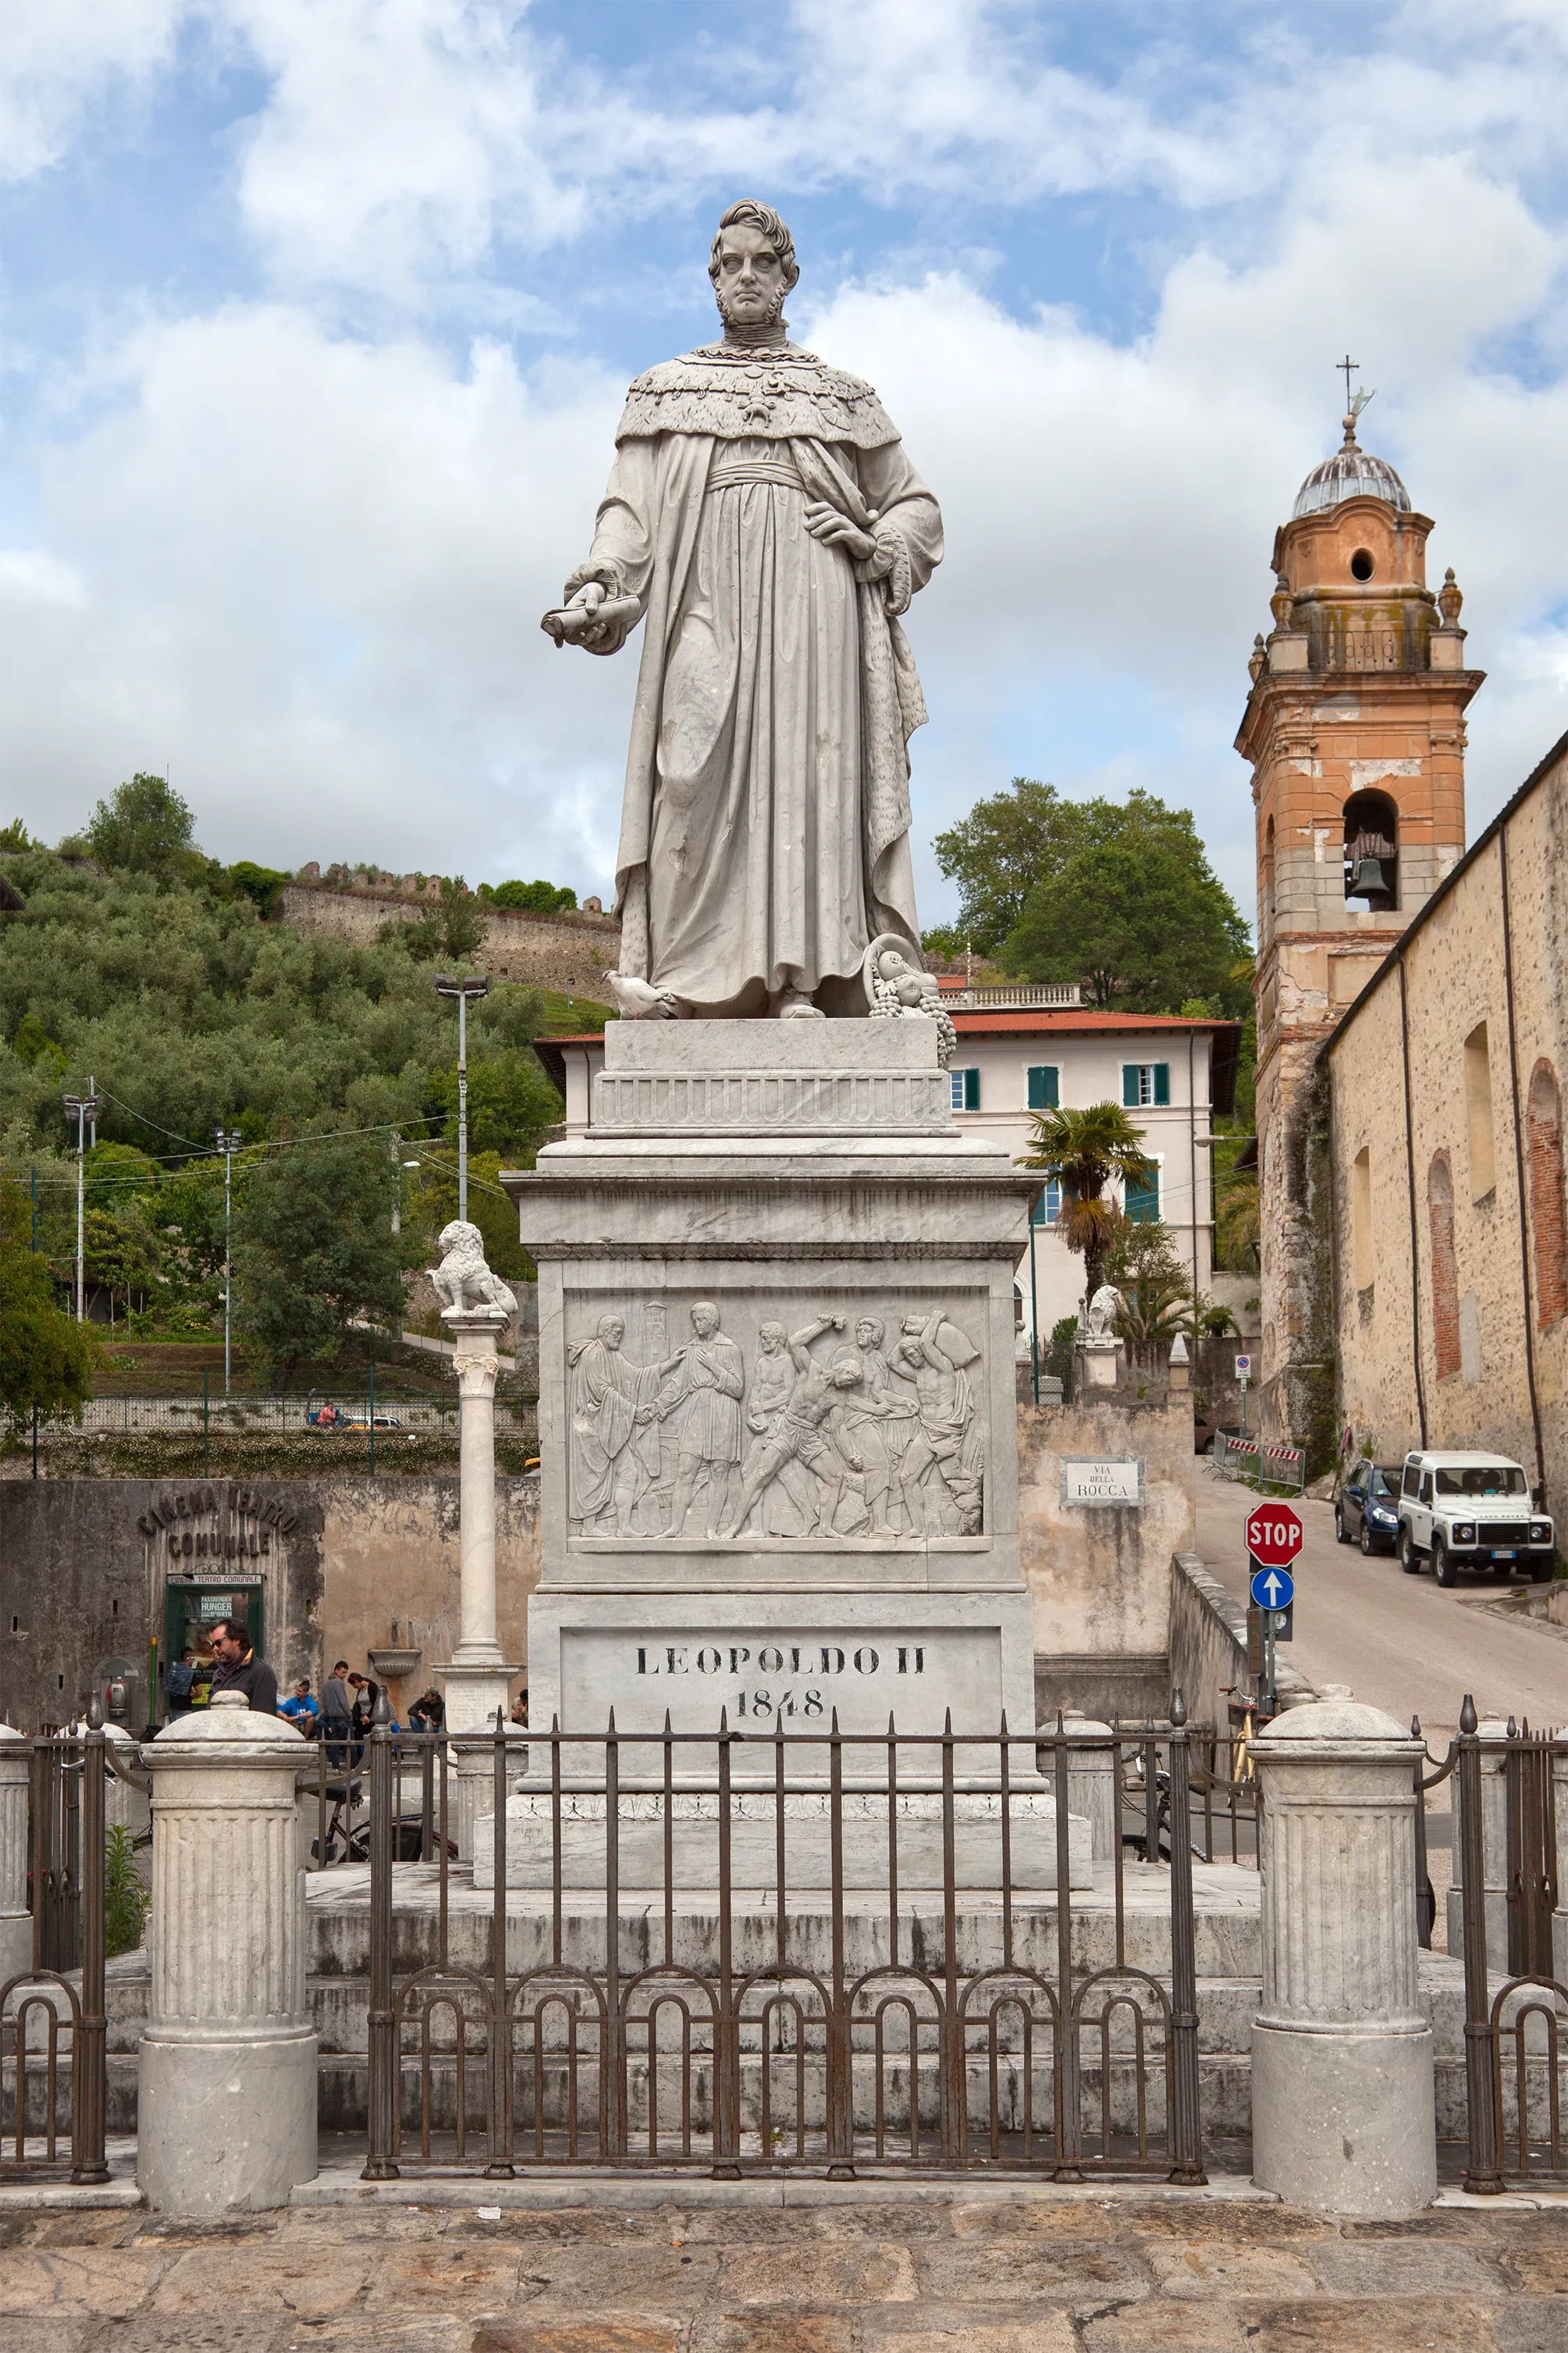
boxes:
[691,1303,720,1339]
[599,1316,624,1348]
[855,1319,881,1347]
[830,1358,862,1390]
[713,223,789,328]
[758,1322,785,1352]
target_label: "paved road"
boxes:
[1,2184,1566,2351]
[1194,1469,1568,1748]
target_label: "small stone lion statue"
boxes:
[1084,1283,1123,1342]
[428,1220,517,1319]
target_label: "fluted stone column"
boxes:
[1251,1694,1435,2215]
[437,1304,519,1857]
[1061,1712,1118,1862]
[138,1692,316,2213]
[0,1723,29,1987]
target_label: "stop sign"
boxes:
[1246,1503,1303,1566]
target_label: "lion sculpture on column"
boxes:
[428,1219,518,1319]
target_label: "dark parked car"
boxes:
[1335,1459,1402,1554]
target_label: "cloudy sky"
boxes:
[3,2,1567,928]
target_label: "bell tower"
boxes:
[1236,389,1484,1452]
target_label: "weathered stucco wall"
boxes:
[1019,1394,1195,1719]
[275,881,620,1007]
[1327,735,1568,1500]
[0,1476,542,1731]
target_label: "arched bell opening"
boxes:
[1342,789,1398,910]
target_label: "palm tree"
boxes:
[1023,1102,1156,1305]
[1214,1167,1260,1273]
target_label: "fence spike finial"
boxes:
[1507,1715,1518,1740]
[372,1689,391,1727]
[1460,1694,1477,1735]
[1171,1686,1187,1728]
[606,1706,616,1735]
[1411,1714,1420,1739]
[87,1693,104,1732]
[664,1708,673,1735]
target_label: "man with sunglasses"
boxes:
[207,1619,279,1716]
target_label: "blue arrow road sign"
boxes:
[1250,1563,1296,1612]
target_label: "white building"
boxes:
[535,984,1244,1349]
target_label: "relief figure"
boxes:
[718,1314,866,1539]
[890,1312,986,1535]
[738,1320,820,1536]
[566,1315,663,1536]
[654,1301,745,1538]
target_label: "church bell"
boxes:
[1349,854,1388,897]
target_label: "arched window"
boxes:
[1428,1152,1460,1381]
[1527,1059,1568,1331]
[1261,814,1276,948]
[1352,1147,1374,1290]
[1343,789,1398,910]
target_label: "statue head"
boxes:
[437,1219,485,1262]
[757,1319,787,1352]
[855,1316,884,1349]
[828,1351,864,1390]
[709,199,798,332]
[598,1314,624,1348]
[691,1301,721,1339]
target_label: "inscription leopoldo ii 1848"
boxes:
[559,1624,1000,1738]
[567,1298,986,1542]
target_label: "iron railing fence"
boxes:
[357,1699,1215,2185]
[1,1715,108,2184]
[1452,1703,1568,2193]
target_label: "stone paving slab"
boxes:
[1,2191,1566,2352]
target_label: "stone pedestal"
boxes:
[1078,1339,1122,1391]
[435,1305,521,1856]
[500,1018,1079,1889]
[0,1724,29,1988]
[138,1691,317,2214]
[1250,1695,1435,2216]
[1061,1711,1118,1862]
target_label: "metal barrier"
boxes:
[1,1714,108,2184]
[1455,1700,1568,2191]
[37,1391,538,1437]
[1214,1434,1306,1493]
[357,1697,1211,2184]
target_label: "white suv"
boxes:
[1396,1451,1555,1588]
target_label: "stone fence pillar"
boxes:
[138,1692,317,2213]
[1251,1695,1435,2215]
[0,1724,28,1985]
[1555,1743,1568,1989]
[1061,1712,1118,1862]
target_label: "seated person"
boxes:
[280,1677,321,1728]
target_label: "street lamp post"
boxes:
[214,1128,243,1396]
[62,1077,103,1322]
[432,974,489,1223]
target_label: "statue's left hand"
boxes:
[803,502,877,564]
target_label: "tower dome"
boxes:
[1292,409,1410,519]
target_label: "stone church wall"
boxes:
[1326,731,1568,1503]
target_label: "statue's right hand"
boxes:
[542,582,613,649]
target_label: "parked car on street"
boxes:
[1335,1460,1403,1554]
[1395,1451,1555,1587]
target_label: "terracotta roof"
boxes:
[948,1009,1232,1033]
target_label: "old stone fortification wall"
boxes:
[0,1476,542,1732]
[1328,742,1568,1498]
[1019,1390,1194,1721]
[276,879,620,1007]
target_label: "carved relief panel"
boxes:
[564,1292,988,1544]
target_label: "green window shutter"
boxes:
[1026,1066,1058,1110]
[1154,1063,1170,1106]
[1125,1169,1161,1223]
[1122,1066,1139,1108]
[963,1067,981,1112]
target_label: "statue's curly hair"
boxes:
[708,200,798,290]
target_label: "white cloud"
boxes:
[0,0,185,184]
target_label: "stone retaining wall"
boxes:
[276,881,620,1006]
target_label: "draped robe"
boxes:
[565,343,944,1017]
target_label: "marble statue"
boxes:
[542,199,943,1021]
[428,1220,517,1319]
[1085,1284,1123,1342]
[566,1314,663,1536]
[864,933,957,1067]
